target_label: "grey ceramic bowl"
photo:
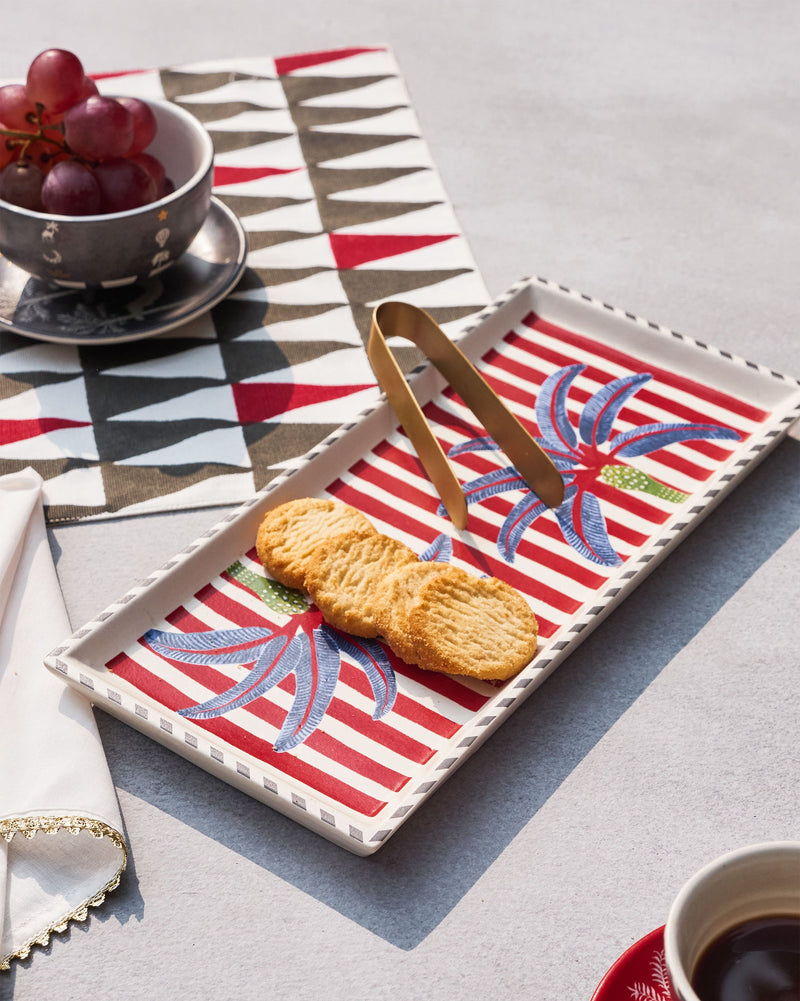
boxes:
[0,98,214,288]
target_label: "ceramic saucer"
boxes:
[592,925,674,1000]
[0,197,247,346]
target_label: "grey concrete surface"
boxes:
[3,2,798,998]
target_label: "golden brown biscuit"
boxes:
[407,572,538,681]
[305,531,418,637]
[374,561,459,664]
[256,497,376,590]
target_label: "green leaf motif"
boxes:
[600,464,688,503]
[227,561,309,615]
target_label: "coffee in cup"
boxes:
[663,841,800,1001]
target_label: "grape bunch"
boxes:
[0,48,173,216]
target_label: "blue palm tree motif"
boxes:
[142,533,453,751]
[442,364,741,567]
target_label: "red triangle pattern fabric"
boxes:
[0,418,92,446]
[89,68,150,81]
[274,47,384,76]
[328,233,458,270]
[232,382,375,423]
[213,165,302,186]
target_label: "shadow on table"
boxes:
[95,435,798,952]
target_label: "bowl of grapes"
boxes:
[0,48,214,288]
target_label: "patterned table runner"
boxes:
[0,46,489,523]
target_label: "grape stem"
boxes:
[0,102,93,167]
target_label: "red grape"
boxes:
[78,76,99,101]
[0,84,38,131]
[94,158,156,212]
[0,160,44,211]
[41,78,98,130]
[0,48,169,216]
[130,151,166,188]
[41,159,101,215]
[26,49,85,114]
[64,96,134,160]
[116,97,157,155]
[130,153,174,197]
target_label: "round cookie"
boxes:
[374,561,457,664]
[408,572,538,681]
[305,531,418,637]
[256,497,376,590]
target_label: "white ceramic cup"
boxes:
[663,841,800,1001]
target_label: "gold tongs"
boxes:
[367,301,565,530]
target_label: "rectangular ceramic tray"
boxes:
[46,276,800,855]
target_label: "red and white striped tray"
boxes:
[46,277,800,854]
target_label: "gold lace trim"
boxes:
[0,815,127,972]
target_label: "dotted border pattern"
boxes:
[46,277,800,852]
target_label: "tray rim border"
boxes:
[44,275,800,855]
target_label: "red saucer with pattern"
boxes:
[592,925,675,1000]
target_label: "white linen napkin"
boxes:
[0,468,126,970]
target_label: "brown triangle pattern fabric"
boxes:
[310,165,427,197]
[179,101,284,123]
[159,68,286,101]
[244,230,324,251]
[216,193,311,216]
[290,104,407,131]
[208,129,296,154]
[319,198,441,232]
[279,74,393,106]
[0,47,489,523]
[297,131,420,167]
